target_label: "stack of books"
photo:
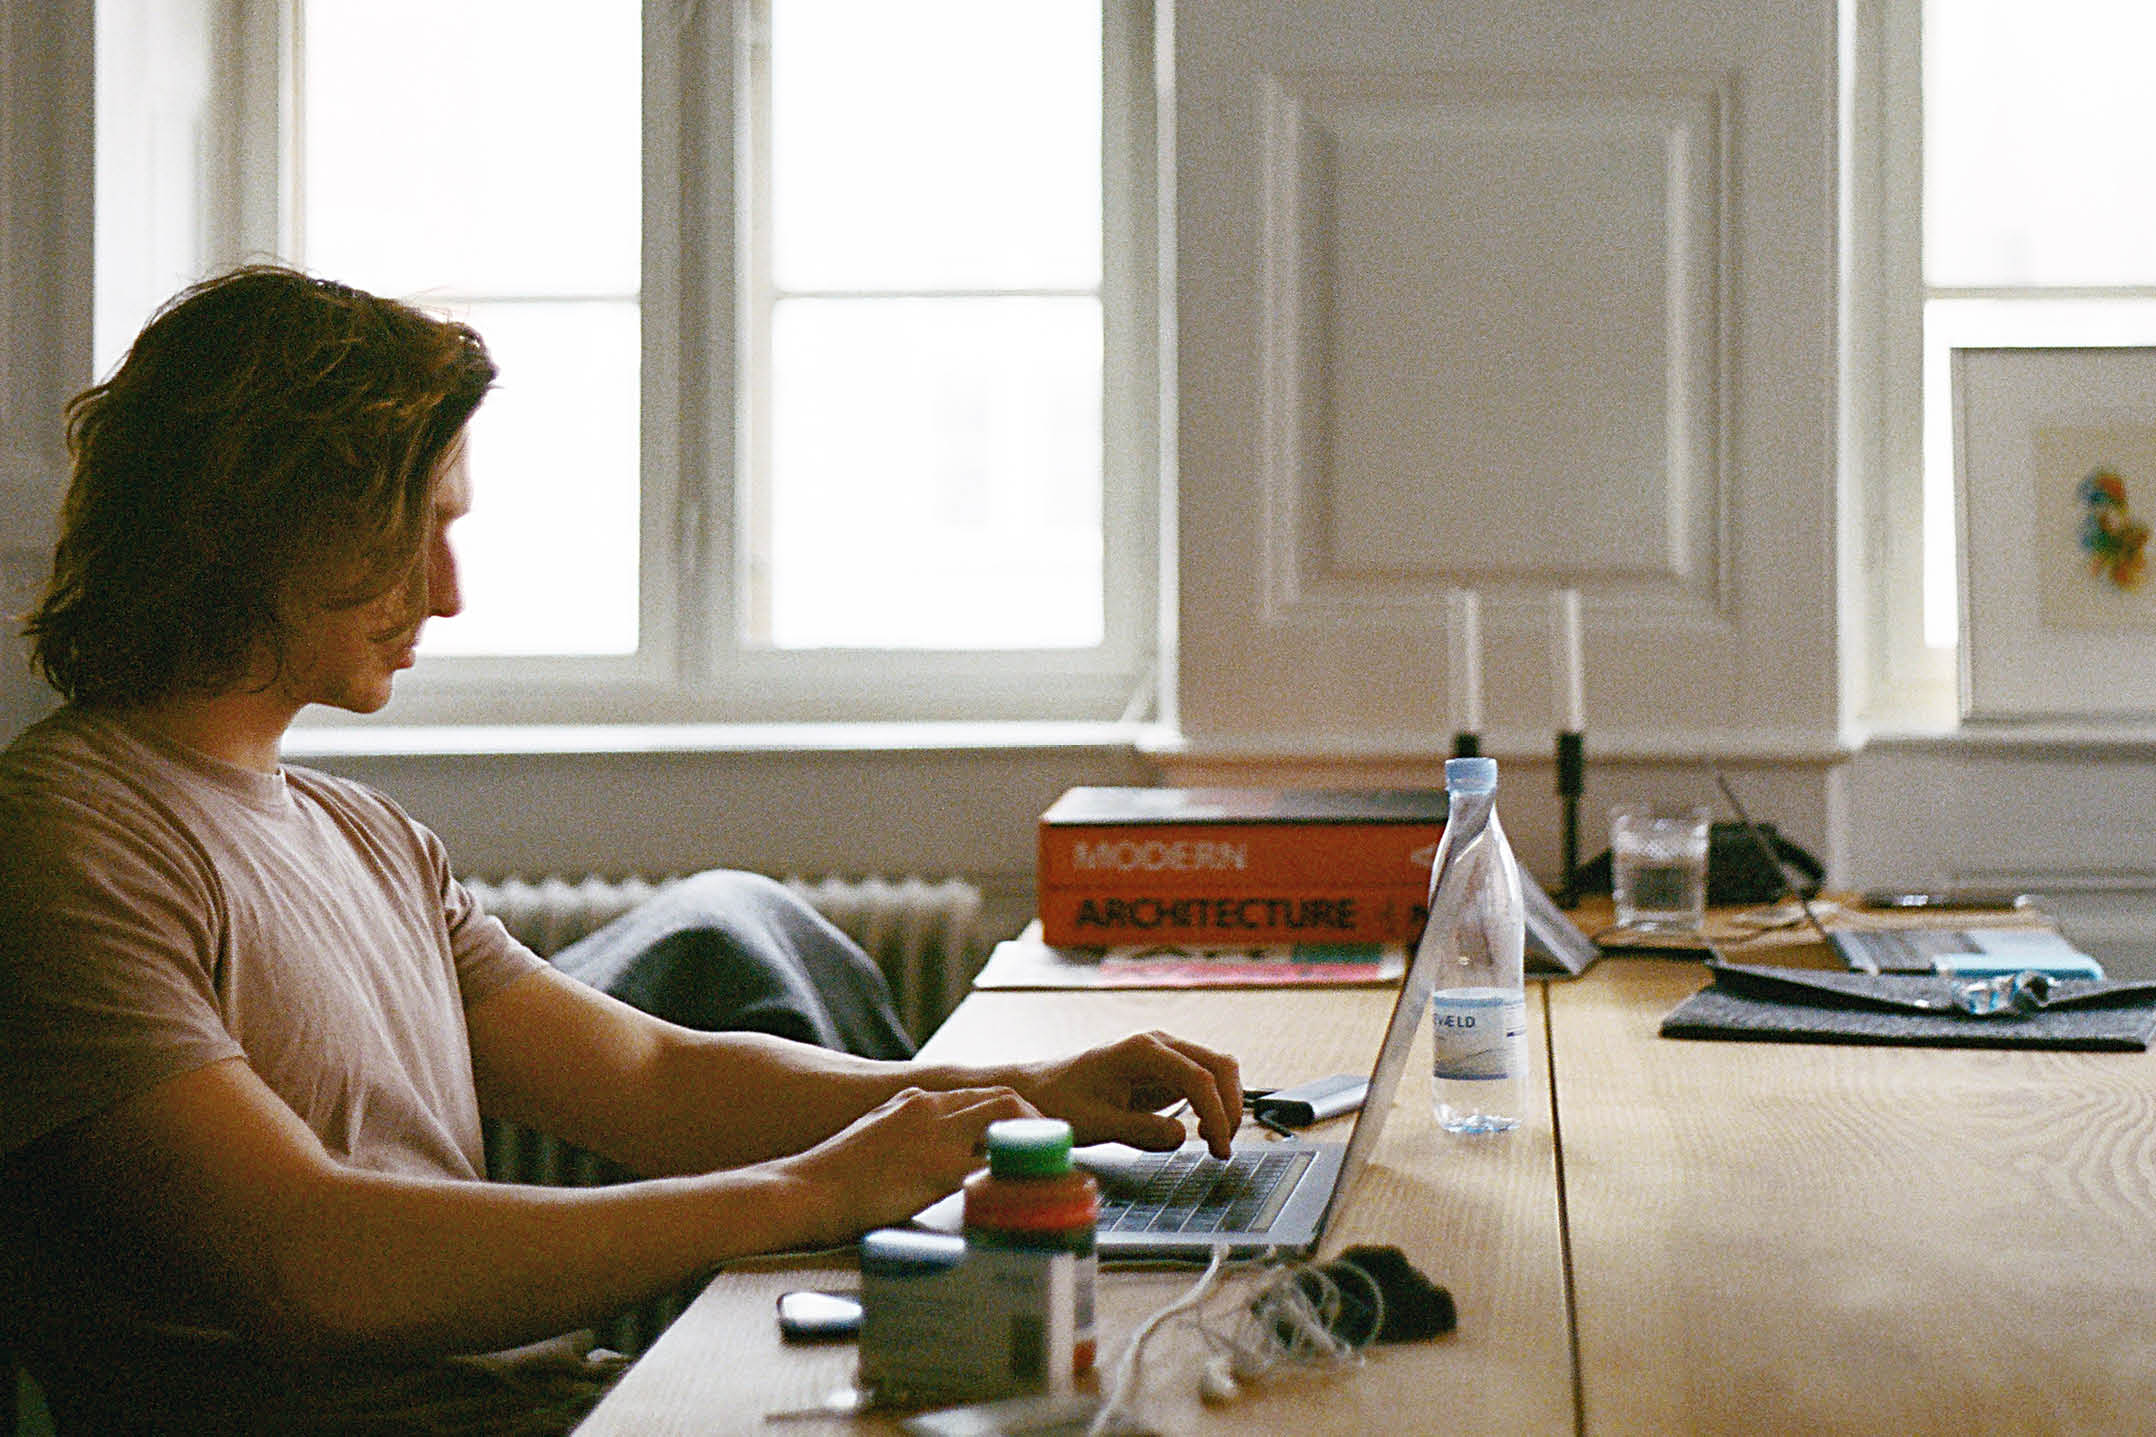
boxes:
[1009,785,1601,986]
[1036,786,1446,948]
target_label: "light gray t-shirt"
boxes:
[0,706,561,1428]
[0,706,539,1166]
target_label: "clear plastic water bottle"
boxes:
[1422,756,1527,1134]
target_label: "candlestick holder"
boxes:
[1452,732,1481,759]
[1556,730,1585,907]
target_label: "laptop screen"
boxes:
[1318,920,1445,1227]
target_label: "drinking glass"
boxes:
[1609,803,1711,932]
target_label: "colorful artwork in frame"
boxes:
[1955,348,2156,720]
[2033,426,2156,628]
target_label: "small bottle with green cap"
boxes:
[963,1117,1098,1373]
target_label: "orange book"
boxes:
[1037,787,1446,894]
[1038,886,1430,948]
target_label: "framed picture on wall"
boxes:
[1955,346,2156,721]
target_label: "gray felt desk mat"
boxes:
[1660,963,2156,1051]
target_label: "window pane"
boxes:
[770,0,1100,292]
[302,0,641,297]
[419,301,641,657]
[300,0,642,660]
[1918,5,2156,654]
[765,297,1103,649]
[1925,2,2156,288]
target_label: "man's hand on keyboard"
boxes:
[775,1083,1042,1246]
[988,1030,1243,1159]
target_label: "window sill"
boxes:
[280,718,1164,762]
[1859,721,2156,760]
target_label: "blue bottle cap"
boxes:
[1445,756,1498,794]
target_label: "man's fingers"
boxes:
[862,1085,1039,1198]
[1159,1034,1243,1133]
[798,1085,1046,1241]
[1126,1031,1240,1157]
[1128,1079,1179,1111]
[1112,1110,1192,1153]
[890,1084,1038,1152]
[949,1086,1038,1149]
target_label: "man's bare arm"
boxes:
[464,965,1242,1178]
[23,1054,1031,1358]
[465,966,948,1173]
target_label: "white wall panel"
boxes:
[1171,1,1841,773]
[1259,72,1727,616]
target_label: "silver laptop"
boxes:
[1830,925,2104,979]
[1069,930,1441,1260]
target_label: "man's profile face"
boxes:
[271,439,472,716]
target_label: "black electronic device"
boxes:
[1860,888,2030,912]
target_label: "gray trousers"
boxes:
[547,870,916,1061]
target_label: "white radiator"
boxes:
[460,871,987,1352]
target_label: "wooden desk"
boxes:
[576,960,2156,1434]
[1555,960,2156,1433]
[575,985,1573,1434]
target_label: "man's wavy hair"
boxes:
[24,265,497,709]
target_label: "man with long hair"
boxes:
[0,267,1240,1432]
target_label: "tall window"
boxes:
[95,0,1156,726]
[302,0,643,658]
[1882,1,2156,702]
[749,1,1107,651]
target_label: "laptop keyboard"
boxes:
[1840,928,1975,971]
[1096,1148,1312,1236]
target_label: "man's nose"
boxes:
[427,534,463,619]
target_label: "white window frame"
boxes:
[1847,0,1954,732]
[101,0,1163,731]
[1851,0,2156,734]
